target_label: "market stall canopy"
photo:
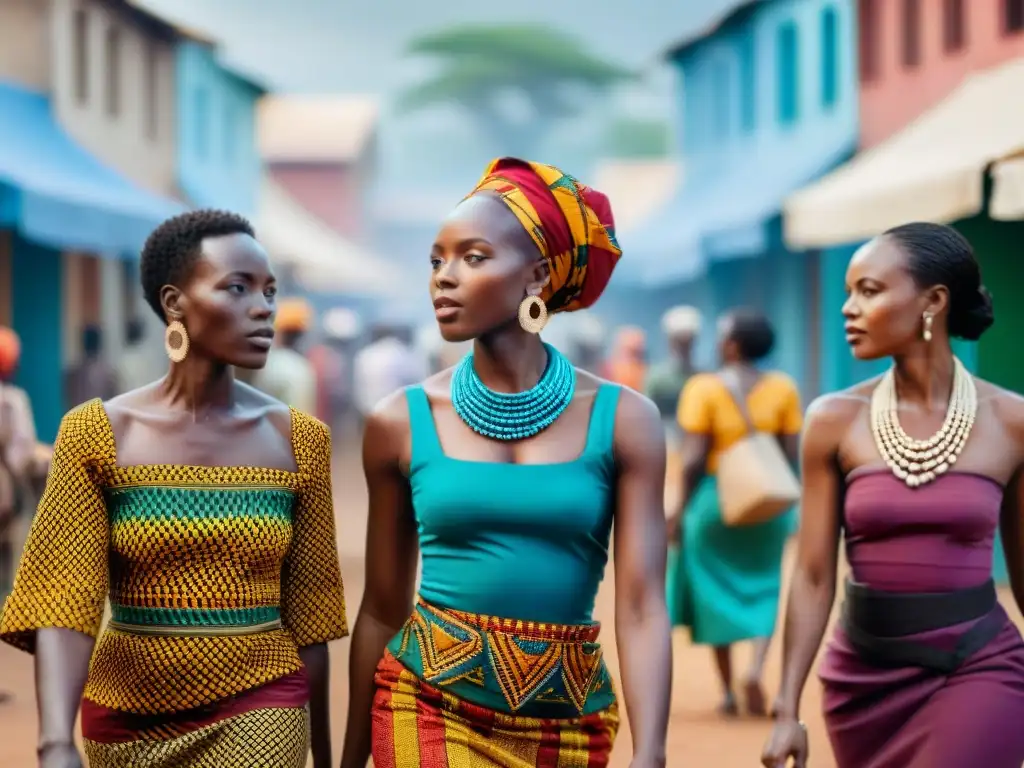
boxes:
[0,81,182,256]
[991,151,1024,221]
[784,58,1024,248]
[257,177,405,297]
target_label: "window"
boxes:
[902,0,922,68]
[143,43,158,139]
[776,21,799,126]
[73,8,88,104]
[104,26,120,116]
[1006,0,1024,33]
[224,103,236,162]
[681,67,707,152]
[821,6,839,108]
[738,35,756,132]
[194,88,209,158]
[713,61,731,138]
[858,0,880,82]
[943,0,966,50]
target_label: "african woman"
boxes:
[0,210,349,768]
[339,158,672,768]
[763,223,1024,767]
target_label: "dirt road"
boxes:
[0,444,1018,766]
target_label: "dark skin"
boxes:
[665,314,799,718]
[762,236,1024,767]
[340,194,672,768]
[35,234,334,768]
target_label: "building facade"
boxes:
[858,0,1024,148]
[259,96,379,242]
[634,0,857,394]
[0,0,181,439]
[176,41,263,217]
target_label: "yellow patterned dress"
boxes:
[0,398,349,767]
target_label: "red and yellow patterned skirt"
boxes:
[372,601,620,767]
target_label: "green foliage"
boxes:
[404,25,636,87]
[605,118,672,158]
[397,24,637,155]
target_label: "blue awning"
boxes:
[0,80,183,257]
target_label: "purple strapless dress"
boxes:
[819,469,1024,768]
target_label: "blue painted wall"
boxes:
[11,235,63,442]
[676,0,857,192]
[668,0,857,397]
[176,42,262,217]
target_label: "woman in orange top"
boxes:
[666,308,802,718]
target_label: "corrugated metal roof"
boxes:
[258,95,380,164]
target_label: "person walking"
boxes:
[763,223,1024,768]
[340,157,671,768]
[0,210,348,768]
[666,308,802,717]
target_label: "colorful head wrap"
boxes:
[468,158,622,314]
[0,326,20,379]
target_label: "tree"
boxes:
[605,118,672,159]
[397,24,636,158]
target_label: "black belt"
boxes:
[840,577,1002,673]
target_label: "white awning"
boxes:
[784,58,1024,248]
[991,153,1024,221]
[257,177,403,296]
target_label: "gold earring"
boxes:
[518,295,548,334]
[165,320,190,363]
[922,312,934,342]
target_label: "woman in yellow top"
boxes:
[666,308,802,718]
[0,210,349,768]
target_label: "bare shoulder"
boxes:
[979,378,1024,439]
[577,372,662,461]
[803,379,876,446]
[233,380,297,441]
[362,384,419,470]
[576,369,660,425]
[101,383,165,435]
[419,367,455,403]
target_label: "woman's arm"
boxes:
[280,414,349,768]
[36,628,94,764]
[612,389,671,768]
[666,376,712,539]
[340,394,420,768]
[998,395,1024,617]
[771,395,849,721]
[0,403,111,765]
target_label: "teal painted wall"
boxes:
[11,235,63,442]
[955,215,1024,587]
[957,216,1024,395]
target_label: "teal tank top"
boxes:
[406,383,620,625]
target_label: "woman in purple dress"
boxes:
[762,222,1024,768]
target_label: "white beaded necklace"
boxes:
[869,357,977,488]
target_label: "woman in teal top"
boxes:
[340,158,672,768]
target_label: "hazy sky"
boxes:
[132,1,743,196]
[135,0,741,95]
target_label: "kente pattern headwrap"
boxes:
[468,158,622,314]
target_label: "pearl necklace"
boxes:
[870,357,977,488]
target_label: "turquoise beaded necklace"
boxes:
[451,343,576,441]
